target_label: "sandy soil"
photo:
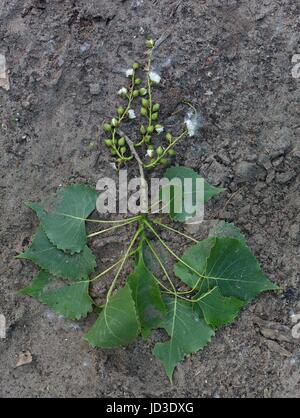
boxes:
[0,0,299,398]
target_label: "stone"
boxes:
[270,127,293,158]
[291,144,300,159]
[79,42,91,54]
[258,155,272,170]
[276,171,295,184]
[235,161,265,183]
[206,159,230,185]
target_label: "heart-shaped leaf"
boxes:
[127,247,167,338]
[209,221,246,244]
[175,237,279,302]
[85,284,140,348]
[17,227,96,280]
[27,184,99,253]
[195,287,245,329]
[18,270,53,300]
[19,271,93,320]
[154,297,214,382]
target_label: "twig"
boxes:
[218,186,245,218]
[118,129,148,213]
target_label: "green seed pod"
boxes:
[148,144,154,150]
[153,103,160,112]
[165,132,173,142]
[140,107,148,117]
[135,78,142,85]
[146,39,154,49]
[103,123,112,133]
[156,146,163,156]
[139,88,147,96]
[152,112,158,121]
[144,135,151,143]
[168,149,176,156]
[120,146,127,155]
[117,106,124,116]
[147,126,154,134]
[132,63,139,70]
[142,98,149,108]
[111,118,119,127]
[104,139,113,147]
[111,149,117,156]
[118,137,125,146]
[140,125,147,135]
[160,158,169,165]
[133,90,140,97]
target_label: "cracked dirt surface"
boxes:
[0,0,299,398]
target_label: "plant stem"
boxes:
[111,70,137,161]
[144,130,188,168]
[145,220,229,295]
[165,286,218,304]
[118,129,148,213]
[106,225,143,300]
[145,237,176,294]
[79,249,138,284]
[147,49,153,131]
[144,220,207,281]
[145,237,218,304]
[135,49,154,148]
[80,258,125,284]
[153,220,199,243]
[59,213,141,224]
[87,218,137,239]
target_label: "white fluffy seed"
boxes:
[146,149,154,158]
[118,87,128,96]
[128,109,136,119]
[126,69,134,77]
[184,111,203,137]
[149,71,161,84]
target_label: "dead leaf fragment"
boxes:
[265,340,292,358]
[253,316,294,343]
[15,350,32,368]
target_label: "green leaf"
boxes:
[19,270,93,320]
[85,284,140,348]
[195,287,245,329]
[127,248,167,338]
[18,270,53,299]
[209,221,246,244]
[154,297,214,382]
[17,226,96,280]
[174,238,215,290]
[175,237,278,302]
[40,281,93,320]
[27,184,99,253]
[163,166,225,222]
[143,240,171,276]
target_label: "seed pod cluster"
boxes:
[102,38,183,168]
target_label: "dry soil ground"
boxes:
[0,0,300,398]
